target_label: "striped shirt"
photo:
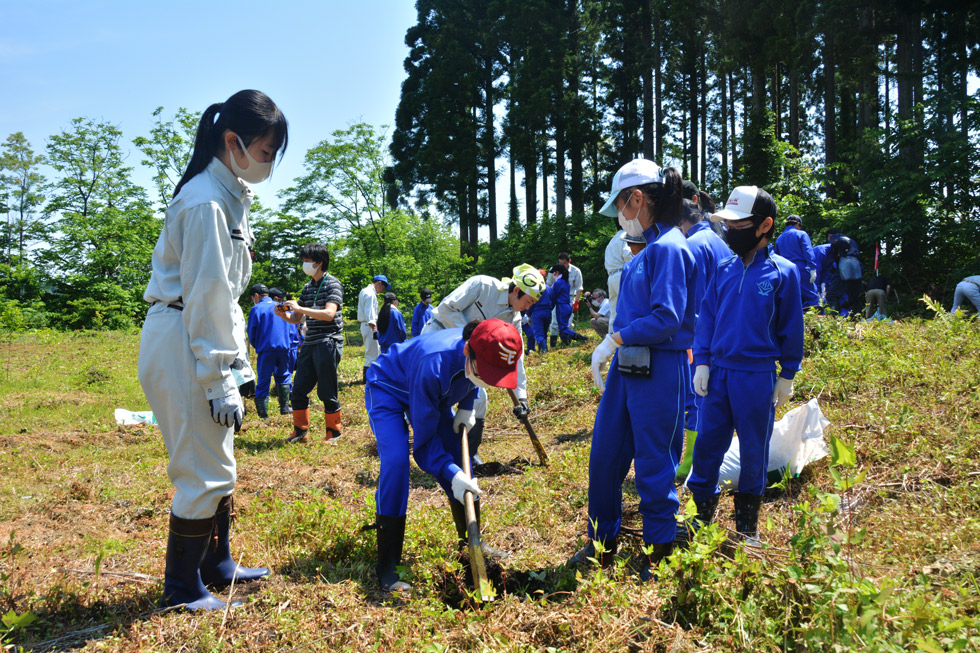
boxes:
[299,274,344,344]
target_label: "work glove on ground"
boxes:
[693,365,710,397]
[453,408,476,434]
[772,377,794,410]
[591,335,620,391]
[450,470,482,503]
[512,399,530,420]
[809,269,818,285]
[209,391,245,430]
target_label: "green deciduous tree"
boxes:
[0,132,48,264]
[133,106,200,210]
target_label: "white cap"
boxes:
[710,185,777,222]
[599,159,665,217]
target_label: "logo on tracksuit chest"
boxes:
[757,280,774,296]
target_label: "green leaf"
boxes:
[829,435,857,468]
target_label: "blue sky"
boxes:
[0,0,418,210]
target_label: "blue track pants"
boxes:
[255,349,291,399]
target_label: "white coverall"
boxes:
[138,158,254,520]
[604,230,634,326]
[357,284,381,369]
[548,263,583,336]
[420,275,528,417]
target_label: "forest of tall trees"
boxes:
[391,0,980,288]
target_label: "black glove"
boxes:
[512,399,530,420]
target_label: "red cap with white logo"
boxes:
[467,318,523,389]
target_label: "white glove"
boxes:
[209,391,244,429]
[590,334,620,390]
[809,269,817,284]
[451,470,482,503]
[453,408,476,434]
[772,377,794,410]
[693,365,710,397]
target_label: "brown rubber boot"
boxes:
[324,410,342,442]
[286,408,310,443]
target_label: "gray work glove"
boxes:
[209,391,244,430]
[512,399,531,420]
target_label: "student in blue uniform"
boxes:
[410,288,434,337]
[811,241,833,308]
[365,318,523,592]
[530,273,556,352]
[678,198,732,481]
[685,186,805,547]
[268,287,300,387]
[377,292,407,354]
[773,214,819,309]
[573,158,695,579]
[247,283,295,418]
[550,264,587,344]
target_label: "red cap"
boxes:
[468,319,523,389]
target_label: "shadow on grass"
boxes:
[436,554,582,611]
[555,428,591,444]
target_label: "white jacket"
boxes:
[357,284,379,325]
[143,158,254,400]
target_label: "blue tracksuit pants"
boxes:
[687,367,777,500]
[555,302,579,342]
[523,321,536,352]
[531,311,552,352]
[588,348,688,545]
[796,264,819,309]
[365,383,463,517]
[255,348,291,399]
[684,360,704,433]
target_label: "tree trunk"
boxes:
[773,62,781,140]
[541,141,550,219]
[688,47,699,184]
[653,15,664,163]
[555,121,566,220]
[721,69,729,191]
[524,148,538,225]
[484,57,497,242]
[789,66,800,148]
[641,0,654,160]
[729,70,737,176]
[700,45,707,185]
[824,31,837,198]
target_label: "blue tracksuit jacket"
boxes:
[365,329,477,516]
[411,302,433,337]
[774,226,819,308]
[378,308,407,354]
[247,297,294,352]
[588,222,697,546]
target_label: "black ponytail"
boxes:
[173,89,288,198]
[636,166,684,227]
[377,292,397,335]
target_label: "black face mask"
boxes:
[726,220,765,256]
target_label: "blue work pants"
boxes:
[255,348,291,399]
[531,311,552,352]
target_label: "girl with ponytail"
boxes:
[572,158,698,580]
[138,90,287,611]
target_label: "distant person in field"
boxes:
[604,227,633,326]
[410,287,434,338]
[865,273,897,319]
[138,89,286,611]
[547,252,583,349]
[275,243,345,445]
[421,264,545,462]
[825,229,863,315]
[773,215,819,309]
[268,287,302,381]
[586,288,610,337]
[950,275,980,315]
[377,292,407,354]
[365,319,520,592]
[684,186,804,549]
[358,275,390,382]
[549,263,587,344]
[246,283,294,419]
[576,158,695,581]
[528,267,556,352]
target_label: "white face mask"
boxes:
[465,357,491,389]
[618,196,646,239]
[302,261,318,277]
[229,135,274,184]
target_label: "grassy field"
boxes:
[1,309,979,651]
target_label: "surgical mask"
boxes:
[465,358,491,390]
[302,262,318,277]
[229,135,274,184]
[618,199,646,239]
[726,222,765,257]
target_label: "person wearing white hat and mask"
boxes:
[575,159,696,580]
[682,185,804,549]
[139,90,287,610]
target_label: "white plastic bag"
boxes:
[689,398,830,491]
[114,409,157,426]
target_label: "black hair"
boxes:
[681,198,702,225]
[377,292,398,335]
[628,166,684,227]
[174,90,288,197]
[558,252,571,262]
[698,190,716,213]
[462,320,480,341]
[507,281,527,299]
[550,263,569,281]
[299,243,330,271]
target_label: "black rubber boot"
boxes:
[573,332,588,341]
[375,514,411,592]
[675,493,720,548]
[638,542,674,582]
[567,537,618,568]
[254,396,269,420]
[549,335,558,349]
[362,368,368,384]
[163,513,239,610]
[200,496,271,588]
[449,499,509,561]
[277,384,293,415]
[733,492,763,548]
[467,418,485,466]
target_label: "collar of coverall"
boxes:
[207,156,254,203]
